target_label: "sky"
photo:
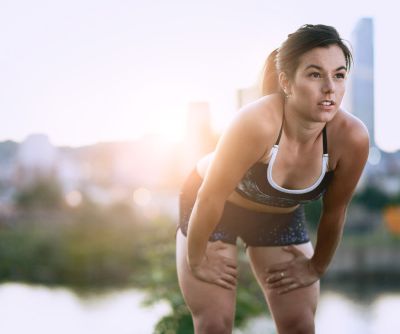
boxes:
[0,0,399,151]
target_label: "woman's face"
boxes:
[285,44,348,123]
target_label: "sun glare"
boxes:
[134,88,190,143]
[149,106,186,142]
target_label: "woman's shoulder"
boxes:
[232,93,283,133]
[201,94,283,172]
[196,94,284,182]
[329,108,369,146]
[328,109,369,169]
[239,93,283,114]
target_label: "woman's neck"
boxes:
[282,101,326,145]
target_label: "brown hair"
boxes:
[261,24,353,96]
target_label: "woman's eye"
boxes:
[335,73,346,79]
[309,72,321,78]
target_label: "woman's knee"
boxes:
[193,312,234,334]
[275,312,315,334]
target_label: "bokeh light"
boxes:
[65,190,82,207]
[133,187,152,207]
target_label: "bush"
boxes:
[14,177,64,210]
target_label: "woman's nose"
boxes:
[322,77,335,93]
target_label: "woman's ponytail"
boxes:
[261,49,281,96]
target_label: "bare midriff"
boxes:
[195,154,299,214]
[226,191,299,213]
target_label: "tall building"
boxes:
[15,134,58,188]
[351,18,375,146]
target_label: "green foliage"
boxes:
[154,308,194,334]
[0,201,149,287]
[352,186,392,211]
[0,195,267,333]
[234,267,267,328]
[304,199,322,231]
[388,192,400,206]
[14,177,64,210]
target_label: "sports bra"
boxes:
[235,115,334,208]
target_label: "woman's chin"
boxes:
[314,109,338,123]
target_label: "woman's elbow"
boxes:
[195,191,226,213]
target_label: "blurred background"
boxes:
[0,1,399,333]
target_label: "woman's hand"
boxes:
[189,241,237,290]
[265,245,321,294]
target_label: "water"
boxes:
[0,283,170,334]
[239,290,400,334]
[0,283,399,333]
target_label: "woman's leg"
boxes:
[176,229,238,334]
[247,242,319,334]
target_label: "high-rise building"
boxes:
[350,18,375,146]
[15,134,58,188]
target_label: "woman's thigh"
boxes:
[176,229,238,318]
[247,243,319,330]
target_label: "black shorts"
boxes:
[178,168,310,247]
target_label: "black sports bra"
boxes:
[235,116,334,208]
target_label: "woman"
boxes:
[176,24,369,334]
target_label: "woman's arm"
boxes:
[267,117,369,293]
[310,122,369,276]
[186,98,278,288]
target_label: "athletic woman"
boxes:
[176,24,369,334]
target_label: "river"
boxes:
[0,282,399,333]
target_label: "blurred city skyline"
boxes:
[1,0,399,151]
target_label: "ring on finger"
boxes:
[280,272,285,278]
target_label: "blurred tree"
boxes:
[388,193,400,206]
[304,199,322,231]
[352,186,391,211]
[14,177,63,210]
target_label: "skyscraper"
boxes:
[351,18,375,146]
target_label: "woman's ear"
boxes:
[278,72,292,97]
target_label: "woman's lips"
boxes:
[318,100,335,111]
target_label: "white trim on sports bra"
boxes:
[267,144,330,194]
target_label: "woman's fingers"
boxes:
[216,278,236,290]
[282,245,304,257]
[225,265,237,278]
[278,282,300,294]
[223,257,237,269]
[266,262,288,274]
[267,277,294,289]
[211,240,228,251]
[215,264,237,289]
[198,241,238,290]
[266,271,287,284]
[221,273,237,286]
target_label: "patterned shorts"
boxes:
[178,169,310,247]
